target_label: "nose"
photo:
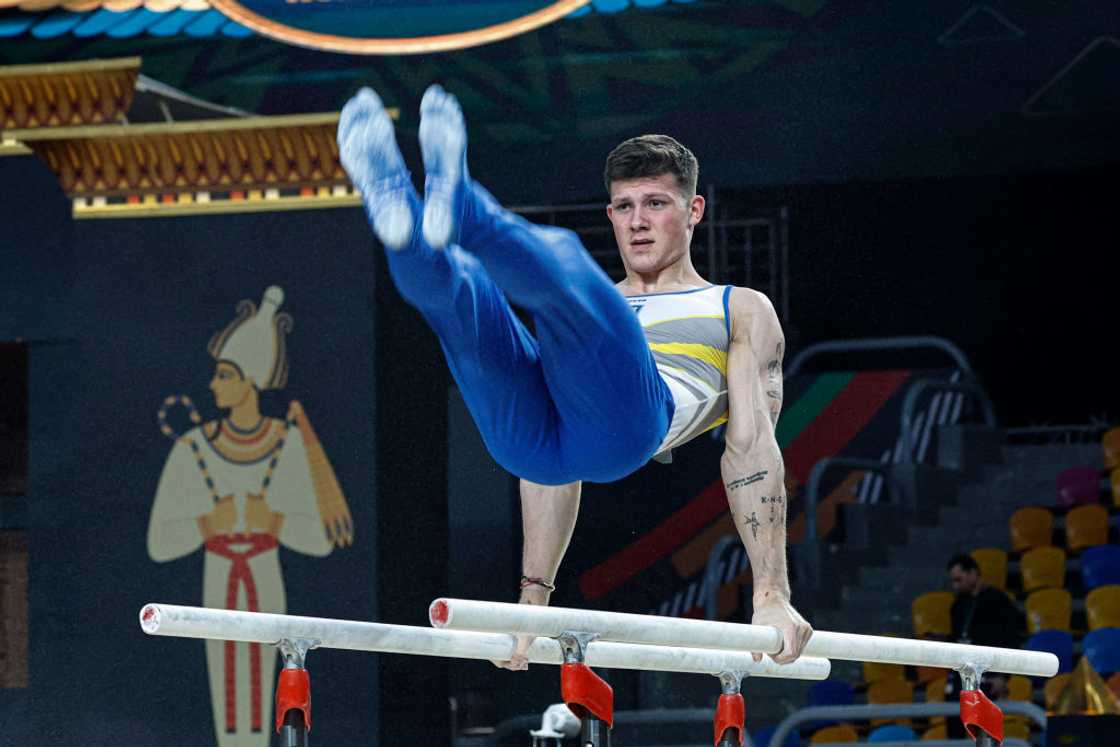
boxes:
[628,205,647,230]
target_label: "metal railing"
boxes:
[805,457,903,541]
[787,336,973,377]
[899,379,997,464]
[768,701,1045,747]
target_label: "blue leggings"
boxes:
[371,177,674,485]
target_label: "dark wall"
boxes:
[0,152,453,743]
[735,165,1118,426]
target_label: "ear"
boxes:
[687,194,705,228]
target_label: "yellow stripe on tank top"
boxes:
[648,342,729,376]
[643,314,725,328]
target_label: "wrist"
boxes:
[753,586,791,606]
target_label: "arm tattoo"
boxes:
[761,495,785,524]
[742,511,761,540]
[726,471,767,491]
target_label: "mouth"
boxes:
[630,239,654,249]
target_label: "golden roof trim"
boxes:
[0,57,142,79]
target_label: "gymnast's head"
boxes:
[603,135,706,275]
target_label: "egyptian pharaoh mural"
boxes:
[146,286,353,746]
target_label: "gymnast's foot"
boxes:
[338,88,414,250]
[419,84,468,249]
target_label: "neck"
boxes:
[228,390,261,431]
[620,253,707,295]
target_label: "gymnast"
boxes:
[337,84,812,669]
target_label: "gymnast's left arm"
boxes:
[721,287,813,664]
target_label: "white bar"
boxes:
[430,599,1058,678]
[139,603,830,679]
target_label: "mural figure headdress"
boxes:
[207,285,293,390]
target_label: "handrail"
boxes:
[787,336,972,376]
[805,457,900,541]
[489,708,756,746]
[900,379,997,464]
[704,535,740,620]
[769,701,1046,747]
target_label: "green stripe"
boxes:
[775,372,854,447]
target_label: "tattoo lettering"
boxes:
[742,511,761,540]
[726,471,767,491]
[761,495,785,524]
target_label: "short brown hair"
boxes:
[603,134,698,198]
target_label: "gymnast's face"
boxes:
[607,173,704,276]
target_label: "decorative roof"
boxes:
[0,57,139,129]
[0,0,693,40]
[7,112,365,217]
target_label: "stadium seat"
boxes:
[924,675,947,726]
[1111,468,1120,508]
[1020,545,1067,592]
[915,665,950,684]
[868,724,916,742]
[1008,674,1033,701]
[752,725,797,747]
[863,660,906,685]
[1004,720,1031,739]
[912,591,954,638]
[1025,588,1072,633]
[922,724,948,740]
[1065,503,1109,551]
[867,677,913,726]
[1025,630,1074,673]
[1082,545,1120,591]
[1103,427,1120,471]
[1082,628,1120,675]
[971,548,1008,591]
[808,679,855,708]
[1086,585,1120,630]
[1057,465,1100,507]
[1044,672,1071,709]
[809,724,859,743]
[1009,507,1053,552]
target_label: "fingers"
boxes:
[770,621,813,665]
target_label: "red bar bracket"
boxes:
[713,693,745,746]
[275,667,312,734]
[960,688,1003,743]
[560,662,614,727]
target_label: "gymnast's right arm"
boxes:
[492,478,582,670]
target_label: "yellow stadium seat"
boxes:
[1086,585,1120,630]
[1104,427,1120,471]
[868,677,913,726]
[809,724,859,743]
[863,660,906,685]
[1111,468,1120,508]
[1109,672,1120,698]
[1044,673,1071,710]
[1009,507,1053,552]
[1004,720,1031,739]
[1025,588,1073,633]
[1066,504,1109,552]
[923,724,948,740]
[916,665,951,684]
[1020,546,1067,592]
[924,675,948,726]
[1008,674,1033,701]
[971,547,1009,591]
[912,591,954,638]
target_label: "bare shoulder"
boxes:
[726,286,782,345]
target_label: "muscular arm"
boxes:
[721,288,811,663]
[493,478,580,670]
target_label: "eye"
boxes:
[648,199,667,209]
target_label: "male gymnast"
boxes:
[338,85,812,669]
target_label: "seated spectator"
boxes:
[945,553,1026,736]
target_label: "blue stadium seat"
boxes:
[751,725,798,747]
[869,724,917,741]
[808,679,855,707]
[1081,545,1120,590]
[1082,628,1120,675]
[1024,630,1074,673]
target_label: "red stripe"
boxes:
[577,370,910,601]
[783,370,910,481]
